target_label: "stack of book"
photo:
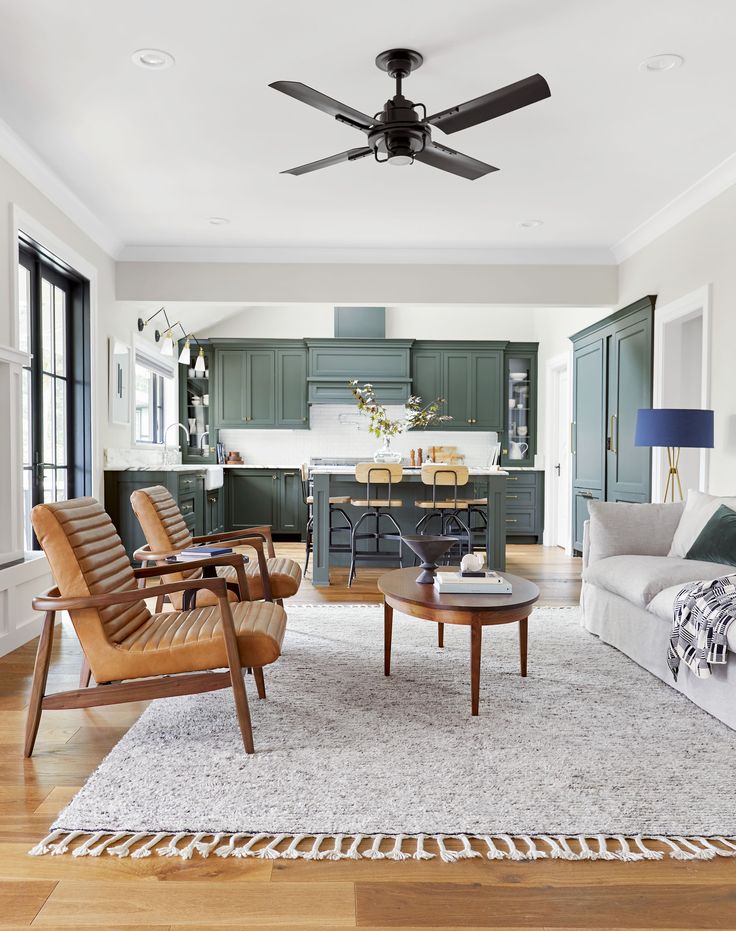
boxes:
[179,545,234,559]
[434,571,513,594]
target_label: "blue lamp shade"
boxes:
[635,408,714,449]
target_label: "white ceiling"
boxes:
[1,0,735,257]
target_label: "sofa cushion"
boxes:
[648,582,736,653]
[584,555,731,608]
[669,490,736,557]
[587,501,683,564]
[686,504,736,567]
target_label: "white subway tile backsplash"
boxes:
[219,405,497,468]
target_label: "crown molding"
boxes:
[117,244,617,266]
[0,117,122,259]
[612,150,736,263]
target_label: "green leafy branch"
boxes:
[349,380,452,438]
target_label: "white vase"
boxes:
[373,436,402,463]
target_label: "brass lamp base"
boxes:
[663,446,684,502]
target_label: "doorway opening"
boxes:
[653,286,711,500]
[544,353,570,551]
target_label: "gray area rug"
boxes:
[32,605,736,861]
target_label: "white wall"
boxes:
[618,183,736,495]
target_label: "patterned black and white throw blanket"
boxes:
[668,575,736,680]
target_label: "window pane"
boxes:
[135,363,154,443]
[43,466,53,502]
[22,368,32,467]
[41,279,53,372]
[55,378,67,466]
[54,286,66,376]
[18,264,31,354]
[55,468,68,503]
[23,469,33,551]
[43,373,55,464]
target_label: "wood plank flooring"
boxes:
[2,543,734,929]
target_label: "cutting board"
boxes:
[430,445,465,464]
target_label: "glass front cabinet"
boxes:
[502,343,537,469]
[179,341,216,463]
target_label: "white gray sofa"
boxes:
[581,500,736,730]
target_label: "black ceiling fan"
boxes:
[270,49,550,180]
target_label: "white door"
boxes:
[551,366,570,549]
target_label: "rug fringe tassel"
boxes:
[28,831,736,861]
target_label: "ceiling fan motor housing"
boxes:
[370,93,428,161]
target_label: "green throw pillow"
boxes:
[686,504,736,567]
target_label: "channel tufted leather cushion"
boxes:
[131,485,302,605]
[31,497,287,684]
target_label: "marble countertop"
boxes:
[310,466,508,476]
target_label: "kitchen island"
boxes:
[310,467,508,587]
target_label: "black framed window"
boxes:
[19,238,91,550]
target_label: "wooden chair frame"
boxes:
[26,545,275,759]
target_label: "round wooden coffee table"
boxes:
[378,567,540,715]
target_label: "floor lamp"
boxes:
[635,408,714,502]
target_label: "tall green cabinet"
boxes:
[570,296,656,552]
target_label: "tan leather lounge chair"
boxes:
[130,485,302,606]
[25,497,286,757]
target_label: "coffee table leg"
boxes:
[519,616,528,677]
[384,600,393,677]
[437,622,444,648]
[470,621,482,716]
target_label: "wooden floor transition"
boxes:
[2,543,734,930]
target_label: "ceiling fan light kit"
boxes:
[270,49,550,180]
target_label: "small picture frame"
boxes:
[109,338,131,425]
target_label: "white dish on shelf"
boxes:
[509,372,527,382]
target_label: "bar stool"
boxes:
[460,495,488,549]
[301,464,353,576]
[414,463,472,560]
[348,462,404,587]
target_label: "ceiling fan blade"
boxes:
[281,147,372,176]
[427,74,550,135]
[414,141,498,180]
[270,81,378,130]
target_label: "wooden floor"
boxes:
[2,544,734,930]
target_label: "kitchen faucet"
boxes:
[163,422,190,466]
[199,431,210,456]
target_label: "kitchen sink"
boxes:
[205,466,224,490]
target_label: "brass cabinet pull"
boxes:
[506,518,517,523]
[608,414,618,454]
[579,490,594,499]
[506,494,518,499]
[283,472,296,477]
[570,421,576,455]
[507,476,518,481]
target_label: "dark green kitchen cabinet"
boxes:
[278,469,303,533]
[212,341,307,430]
[104,469,205,561]
[570,296,655,553]
[226,469,306,536]
[204,486,224,536]
[245,350,276,425]
[215,349,248,427]
[277,348,309,427]
[306,338,413,404]
[411,348,443,406]
[502,344,538,468]
[411,342,505,431]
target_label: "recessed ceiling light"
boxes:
[517,219,543,229]
[132,48,175,70]
[208,216,230,226]
[639,53,684,73]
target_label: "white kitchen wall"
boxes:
[219,405,498,468]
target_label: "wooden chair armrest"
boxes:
[230,537,274,602]
[194,526,276,558]
[32,577,229,613]
[135,553,250,602]
[133,544,181,563]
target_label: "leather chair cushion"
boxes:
[131,486,193,556]
[243,558,302,601]
[116,599,287,677]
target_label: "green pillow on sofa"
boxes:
[686,504,736,567]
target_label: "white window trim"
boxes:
[132,335,176,448]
